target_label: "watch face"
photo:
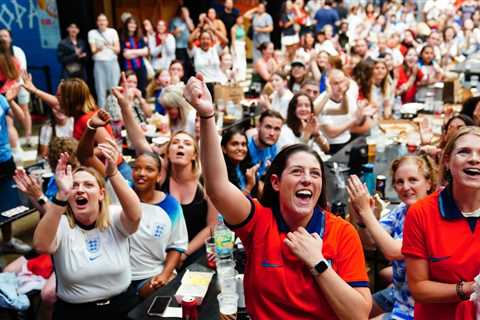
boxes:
[315,260,328,274]
[38,196,47,205]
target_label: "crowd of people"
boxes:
[1,0,480,319]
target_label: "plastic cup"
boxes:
[217,293,238,319]
[205,237,216,269]
[366,137,376,163]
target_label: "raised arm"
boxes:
[21,72,60,111]
[112,74,153,155]
[183,75,250,225]
[99,139,142,234]
[5,85,26,124]
[33,153,72,254]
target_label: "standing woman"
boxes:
[402,126,480,319]
[33,141,142,318]
[120,16,149,95]
[150,20,176,72]
[169,7,195,79]
[244,2,274,62]
[348,155,439,320]
[57,23,88,80]
[88,14,121,108]
[183,74,372,319]
[231,15,247,82]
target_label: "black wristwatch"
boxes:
[51,195,68,207]
[310,259,329,277]
[37,194,48,206]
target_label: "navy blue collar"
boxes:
[272,203,326,238]
[438,186,464,220]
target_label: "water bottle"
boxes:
[214,214,235,259]
[393,96,402,120]
[361,164,376,195]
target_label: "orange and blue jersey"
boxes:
[402,187,480,320]
[226,198,369,320]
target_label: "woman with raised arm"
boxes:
[33,139,141,318]
[348,155,439,320]
[183,74,371,320]
[402,126,480,319]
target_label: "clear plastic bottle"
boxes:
[214,214,235,259]
[393,96,402,120]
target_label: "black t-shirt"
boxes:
[219,9,239,41]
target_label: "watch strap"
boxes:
[51,195,68,207]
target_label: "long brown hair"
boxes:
[0,39,19,80]
[59,78,97,118]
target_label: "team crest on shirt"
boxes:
[152,223,166,238]
[85,235,101,254]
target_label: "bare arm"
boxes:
[406,257,474,303]
[255,60,272,82]
[22,72,60,111]
[112,81,153,155]
[183,75,251,225]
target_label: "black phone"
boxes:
[147,296,172,316]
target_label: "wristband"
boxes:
[86,119,96,131]
[106,170,119,178]
[199,112,215,119]
[52,195,68,207]
[456,281,469,301]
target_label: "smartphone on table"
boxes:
[147,296,172,316]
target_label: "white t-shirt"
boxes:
[190,45,226,84]
[38,117,74,146]
[317,89,358,145]
[130,198,188,281]
[53,206,132,303]
[150,34,176,71]
[12,46,27,71]
[88,28,119,61]
[270,89,293,119]
[277,125,327,160]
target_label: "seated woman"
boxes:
[145,69,171,115]
[183,74,372,319]
[402,126,480,319]
[348,155,439,320]
[160,85,196,136]
[33,140,142,318]
[258,71,293,119]
[396,47,423,104]
[364,59,394,119]
[112,84,217,268]
[221,128,258,195]
[416,45,444,102]
[22,75,133,182]
[277,92,330,157]
[252,42,276,90]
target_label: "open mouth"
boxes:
[75,196,88,206]
[295,190,313,201]
[464,168,480,176]
[176,151,185,157]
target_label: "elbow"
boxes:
[33,239,53,255]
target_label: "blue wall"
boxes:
[0,0,61,93]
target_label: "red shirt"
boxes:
[396,66,423,104]
[402,188,480,320]
[229,199,369,320]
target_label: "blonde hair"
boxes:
[391,154,439,194]
[440,126,480,184]
[59,78,97,118]
[160,85,193,130]
[66,166,111,231]
[166,130,201,179]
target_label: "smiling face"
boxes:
[373,62,388,82]
[223,133,248,164]
[133,154,161,193]
[200,32,212,50]
[421,46,434,64]
[295,95,312,121]
[168,133,197,167]
[446,133,480,190]
[271,152,322,218]
[97,14,109,30]
[69,170,105,225]
[405,48,418,67]
[393,161,431,206]
[157,20,167,33]
[127,19,137,34]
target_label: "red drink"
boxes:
[182,296,198,320]
[407,143,418,153]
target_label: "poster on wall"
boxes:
[37,0,60,48]
[0,0,60,49]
